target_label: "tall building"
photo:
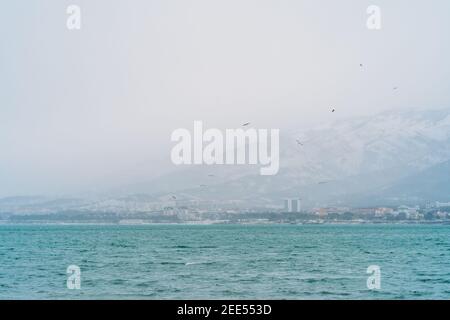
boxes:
[284,199,290,212]
[284,198,301,213]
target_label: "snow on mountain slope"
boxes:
[137,108,450,206]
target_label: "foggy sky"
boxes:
[1,0,450,197]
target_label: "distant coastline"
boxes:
[1,220,449,226]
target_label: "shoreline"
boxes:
[1,220,449,226]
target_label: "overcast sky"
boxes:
[1,0,450,197]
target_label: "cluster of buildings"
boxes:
[157,198,450,222]
[3,194,450,224]
[306,202,450,221]
[309,205,423,220]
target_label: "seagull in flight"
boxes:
[242,122,250,127]
[296,139,304,146]
[331,108,335,113]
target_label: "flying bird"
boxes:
[359,63,363,67]
[242,122,250,127]
[296,139,304,146]
[393,86,398,90]
[331,108,335,113]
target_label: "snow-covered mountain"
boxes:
[365,159,450,206]
[3,108,450,211]
[135,108,450,208]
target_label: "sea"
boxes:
[1,224,450,299]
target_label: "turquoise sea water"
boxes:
[1,224,450,299]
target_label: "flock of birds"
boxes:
[168,63,399,198]
[291,63,399,149]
